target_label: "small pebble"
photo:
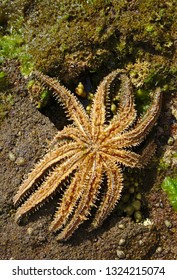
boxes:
[118,224,125,230]
[143,218,153,226]
[139,240,143,245]
[15,157,25,166]
[8,151,16,162]
[156,247,162,253]
[116,249,125,259]
[118,238,126,246]
[164,220,172,228]
[27,227,34,235]
[159,202,164,208]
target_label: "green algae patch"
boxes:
[0,9,34,76]
[162,177,177,211]
[0,33,23,59]
[0,31,34,76]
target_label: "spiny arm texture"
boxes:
[13,69,162,240]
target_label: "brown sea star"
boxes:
[13,69,162,240]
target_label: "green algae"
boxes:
[162,177,177,211]
[158,158,171,171]
[0,28,34,76]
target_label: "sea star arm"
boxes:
[91,142,156,230]
[91,159,123,229]
[49,125,88,148]
[108,87,162,148]
[55,154,103,240]
[49,173,82,234]
[13,142,83,206]
[34,71,91,137]
[90,69,125,141]
[49,154,95,234]
[102,140,156,168]
[102,73,136,140]
[135,140,157,167]
[14,150,87,222]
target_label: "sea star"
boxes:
[13,69,162,240]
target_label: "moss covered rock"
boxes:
[1,0,176,85]
[3,0,174,81]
